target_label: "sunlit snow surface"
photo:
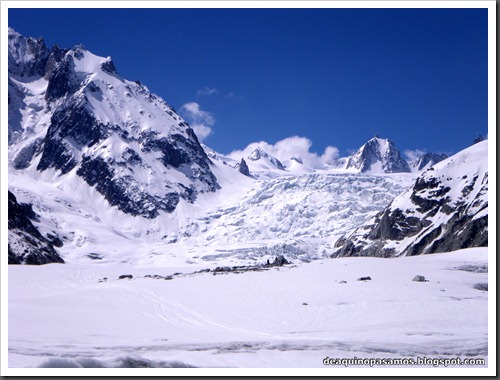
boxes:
[9,248,487,368]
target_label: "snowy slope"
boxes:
[334,140,488,258]
[8,248,488,369]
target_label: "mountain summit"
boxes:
[8,28,219,219]
[345,136,411,173]
[248,148,285,170]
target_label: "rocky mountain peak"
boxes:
[248,148,265,161]
[8,27,50,80]
[8,29,220,220]
[345,136,411,173]
[248,148,285,170]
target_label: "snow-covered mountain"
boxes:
[409,152,448,172]
[247,147,285,170]
[225,136,413,176]
[343,136,411,173]
[8,27,219,221]
[333,140,488,258]
[7,29,488,267]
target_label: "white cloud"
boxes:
[403,148,426,161]
[180,102,214,141]
[228,136,339,169]
[321,146,340,165]
[196,86,219,97]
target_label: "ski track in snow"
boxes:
[8,248,488,368]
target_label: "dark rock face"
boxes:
[333,141,488,258]
[37,102,106,174]
[77,155,180,218]
[100,59,117,75]
[412,275,426,282]
[141,130,219,193]
[238,158,251,176]
[367,208,424,241]
[8,28,68,83]
[45,54,80,101]
[43,45,68,79]
[8,28,50,80]
[12,138,44,169]
[8,191,64,265]
[473,283,488,291]
[270,255,289,267]
[345,136,411,173]
[50,102,105,147]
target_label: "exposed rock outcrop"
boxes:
[8,191,64,265]
[238,158,251,177]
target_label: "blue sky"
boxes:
[8,7,488,158]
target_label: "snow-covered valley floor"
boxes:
[8,247,489,373]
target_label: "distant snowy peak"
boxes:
[345,136,411,174]
[8,28,219,218]
[409,152,448,172]
[333,140,488,258]
[248,148,285,170]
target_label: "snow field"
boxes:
[8,248,488,370]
